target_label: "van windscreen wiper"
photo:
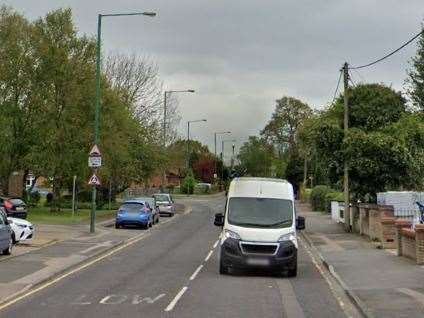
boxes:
[263,219,292,227]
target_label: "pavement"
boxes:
[0,195,356,318]
[298,202,424,318]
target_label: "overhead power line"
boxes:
[349,29,424,70]
[331,70,343,104]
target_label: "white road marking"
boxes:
[213,240,219,249]
[132,294,166,304]
[189,265,204,281]
[79,241,113,255]
[71,295,91,305]
[0,230,154,311]
[99,295,127,305]
[204,250,214,262]
[164,286,188,312]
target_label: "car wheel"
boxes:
[11,233,17,244]
[115,223,120,229]
[3,237,12,255]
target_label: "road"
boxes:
[0,196,353,318]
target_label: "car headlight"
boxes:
[278,232,296,243]
[224,229,241,240]
[17,224,27,229]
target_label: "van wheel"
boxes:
[219,257,229,275]
[287,265,297,277]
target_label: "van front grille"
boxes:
[240,243,278,255]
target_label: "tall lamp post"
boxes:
[90,11,156,234]
[163,89,195,145]
[214,131,231,180]
[221,139,236,181]
[187,119,207,169]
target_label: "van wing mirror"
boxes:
[214,213,224,226]
[296,216,305,230]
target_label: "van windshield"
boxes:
[227,197,293,228]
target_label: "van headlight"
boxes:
[224,229,241,240]
[278,232,296,244]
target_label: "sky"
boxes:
[4,0,424,161]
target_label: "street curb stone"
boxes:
[300,231,375,318]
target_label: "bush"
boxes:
[181,175,196,194]
[325,192,344,213]
[310,185,333,211]
[28,191,41,207]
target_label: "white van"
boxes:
[214,177,305,276]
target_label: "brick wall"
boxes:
[395,221,424,264]
[401,229,416,260]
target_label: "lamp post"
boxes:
[187,119,207,169]
[163,89,195,145]
[213,131,231,180]
[221,139,236,181]
[90,11,156,234]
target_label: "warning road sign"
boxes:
[89,144,101,157]
[88,174,101,186]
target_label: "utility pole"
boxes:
[187,121,190,170]
[343,62,351,232]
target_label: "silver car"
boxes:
[0,207,13,255]
[152,193,176,217]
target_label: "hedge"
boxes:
[325,192,344,213]
[310,185,333,211]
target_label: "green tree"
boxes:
[407,26,424,111]
[261,96,312,149]
[0,6,39,192]
[238,136,275,177]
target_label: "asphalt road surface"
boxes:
[0,196,351,318]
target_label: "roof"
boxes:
[228,177,293,200]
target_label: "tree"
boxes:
[0,6,39,192]
[302,83,420,200]
[261,96,312,150]
[407,26,424,111]
[238,136,275,177]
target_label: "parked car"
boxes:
[8,217,34,244]
[0,197,28,219]
[152,193,176,216]
[115,200,154,229]
[0,207,13,255]
[135,197,160,224]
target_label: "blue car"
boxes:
[115,200,153,229]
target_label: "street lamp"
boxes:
[213,131,231,180]
[90,11,156,234]
[163,89,195,145]
[221,139,236,181]
[187,119,207,169]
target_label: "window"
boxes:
[227,197,293,228]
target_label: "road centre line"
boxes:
[164,286,188,312]
[204,250,214,262]
[213,240,219,248]
[189,265,204,281]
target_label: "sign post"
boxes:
[89,145,102,233]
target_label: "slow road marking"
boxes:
[165,287,188,312]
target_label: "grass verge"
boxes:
[27,207,116,225]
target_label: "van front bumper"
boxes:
[220,238,297,271]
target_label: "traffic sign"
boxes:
[89,144,102,168]
[89,144,101,157]
[88,156,102,168]
[88,174,101,186]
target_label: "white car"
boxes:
[8,217,34,243]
